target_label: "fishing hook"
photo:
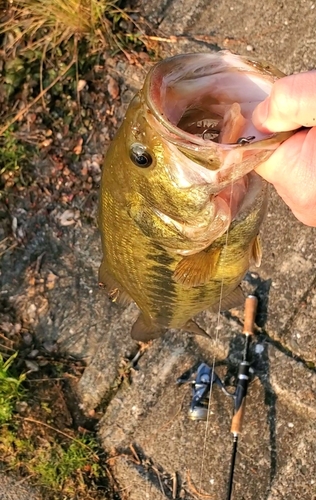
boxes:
[236,135,256,144]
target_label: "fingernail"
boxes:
[252,98,270,129]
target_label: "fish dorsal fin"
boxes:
[173,247,221,288]
[131,314,165,342]
[210,286,245,312]
[251,235,262,267]
[98,259,132,307]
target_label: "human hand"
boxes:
[252,71,316,226]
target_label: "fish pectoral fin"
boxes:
[131,314,166,342]
[182,319,211,338]
[210,286,245,312]
[250,235,262,267]
[173,247,221,288]
[98,259,132,307]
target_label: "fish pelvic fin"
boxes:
[182,319,211,338]
[250,235,262,267]
[98,259,132,307]
[210,285,245,312]
[131,314,166,342]
[173,247,221,288]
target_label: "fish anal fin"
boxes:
[210,286,245,312]
[182,319,211,338]
[173,247,221,288]
[131,314,165,342]
[98,259,132,307]
[251,235,262,267]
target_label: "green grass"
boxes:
[0,129,31,195]
[0,351,110,498]
[0,352,26,425]
[0,428,106,496]
[31,439,102,491]
[0,130,28,175]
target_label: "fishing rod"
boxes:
[226,294,258,500]
[177,294,258,499]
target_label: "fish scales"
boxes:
[99,51,294,341]
[100,172,266,328]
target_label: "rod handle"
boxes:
[243,295,258,336]
[230,397,247,434]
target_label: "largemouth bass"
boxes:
[98,51,292,341]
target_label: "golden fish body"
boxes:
[99,51,291,341]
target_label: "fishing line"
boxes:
[198,178,235,491]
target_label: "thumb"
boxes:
[252,71,316,132]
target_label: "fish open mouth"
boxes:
[143,52,291,243]
[146,51,280,149]
[145,51,292,187]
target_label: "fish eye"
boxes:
[129,143,153,168]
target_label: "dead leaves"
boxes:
[58,209,81,227]
[107,76,120,100]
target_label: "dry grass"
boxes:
[0,0,129,56]
[0,0,150,135]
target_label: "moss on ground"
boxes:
[0,350,118,499]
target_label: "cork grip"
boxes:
[242,295,258,336]
[230,399,246,434]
